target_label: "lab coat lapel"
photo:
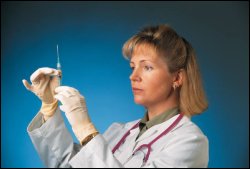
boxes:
[125,115,188,166]
[115,126,140,164]
[135,114,181,145]
[135,117,172,143]
[135,126,158,143]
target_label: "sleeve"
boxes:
[68,122,126,168]
[27,108,82,168]
[69,135,123,167]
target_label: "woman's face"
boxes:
[130,44,175,108]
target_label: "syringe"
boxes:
[56,44,62,86]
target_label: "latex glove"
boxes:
[22,67,61,119]
[54,86,98,144]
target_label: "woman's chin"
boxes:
[134,98,145,105]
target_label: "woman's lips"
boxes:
[132,88,143,94]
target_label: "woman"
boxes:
[23,24,209,167]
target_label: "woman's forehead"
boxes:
[131,43,159,61]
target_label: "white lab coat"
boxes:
[27,108,209,168]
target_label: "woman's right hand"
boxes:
[22,67,61,104]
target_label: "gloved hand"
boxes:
[54,86,98,145]
[22,67,61,120]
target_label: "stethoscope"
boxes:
[112,113,184,165]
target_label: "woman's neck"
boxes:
[146,98,178,120]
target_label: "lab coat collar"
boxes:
[135,114,187,143]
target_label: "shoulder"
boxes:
[181,116,208,141]
[159,114,207,142]
[106,119,139,129]
[169,115,209,147]
[103,119,140,136]
[175,115,208,139]
[162,115,209,167]
[102,119,140,144]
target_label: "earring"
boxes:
[173,84,179,90]
[173,84,176,90]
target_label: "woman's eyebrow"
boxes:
[130,60,154,64]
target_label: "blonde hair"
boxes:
[122,24,208,116]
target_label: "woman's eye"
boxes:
[130,66,135,70]
[144,65,153,71]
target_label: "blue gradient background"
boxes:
[1,1,249,168]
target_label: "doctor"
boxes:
[23,24,209,167]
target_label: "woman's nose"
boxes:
[129,69,141,82]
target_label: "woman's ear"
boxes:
[173,69,184,88]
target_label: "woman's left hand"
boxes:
[54,86,98,144]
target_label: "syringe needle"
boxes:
[56,44,61,86]
[56,45,59,61]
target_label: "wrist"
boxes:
[80,132,99,146]
[72,123,99,145]
[40,99,58,121]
